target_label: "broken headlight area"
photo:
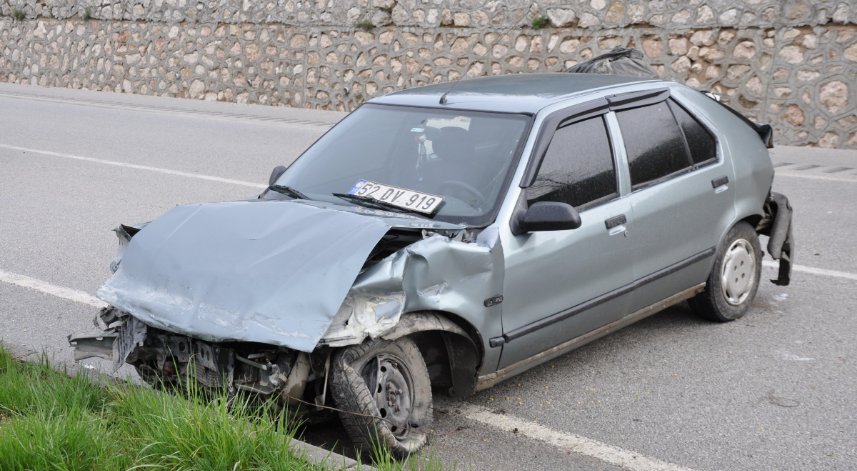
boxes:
[318,291,406,347]
[69,308,331,415]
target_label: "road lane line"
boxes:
[763,261,857,281]
[0,91,337,129]
[775,171,857,183]
[0,269,107,309]
[0,144,267,189]
[458,403,695,471]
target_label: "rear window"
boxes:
[669,100,717,165]
[615,102,691,189]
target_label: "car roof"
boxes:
[369,73,663,115]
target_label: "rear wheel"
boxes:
[329,337,432,459]
[689,222,762,322]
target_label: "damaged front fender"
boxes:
[320,227,505,381]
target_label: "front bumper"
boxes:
[68,308,313,406]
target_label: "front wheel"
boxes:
[689,222,762,322]
[329,337,432,459]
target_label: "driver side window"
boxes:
[526,116,618,211]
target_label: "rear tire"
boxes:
[689,222,762,322]
[329,337,432,459]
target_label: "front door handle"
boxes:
[712,175,729,189]
[605,214,626,230]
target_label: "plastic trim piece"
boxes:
[520,98,610,188]
[606,88,670,111]
[500,247,716,343]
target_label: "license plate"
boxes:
[347,180,444,215]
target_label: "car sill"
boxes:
[475,282,706,391]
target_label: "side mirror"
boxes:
[519,201,581,232]
[269,165,287,186]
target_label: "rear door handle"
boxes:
[712,175,729,189]
[605,214,627,236]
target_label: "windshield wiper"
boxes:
[332,193,431,219]
[269,185,311,200]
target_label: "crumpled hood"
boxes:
[97,199,396,352]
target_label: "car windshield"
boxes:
[275,104,531,226]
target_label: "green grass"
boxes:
[531,16,549,30]
[0,344,453,470]
[355,18,375,31]
[11,6,26,21]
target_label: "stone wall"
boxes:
[1,1,856,148]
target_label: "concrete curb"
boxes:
[2,341,373,471]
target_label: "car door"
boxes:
[610,89,736,312]
[498,100,635,369]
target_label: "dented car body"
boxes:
[70,72,792,457]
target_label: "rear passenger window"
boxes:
[616,102,691,189]
[668,100,717,165]
[527,116,617,210]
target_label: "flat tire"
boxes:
[330,337,432,459]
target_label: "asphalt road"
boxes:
[1,83,855,471]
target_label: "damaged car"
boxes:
[69,72,793,458]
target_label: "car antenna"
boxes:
[438,21,524,105]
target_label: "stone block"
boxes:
[820,80,848,113]
[547,9,576,28]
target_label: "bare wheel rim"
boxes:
[720,238,756,306]
[360,353,415,442]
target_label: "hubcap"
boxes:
[362,354,414,440]
[721,238,756,306]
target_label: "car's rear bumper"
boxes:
[757,192,793,286]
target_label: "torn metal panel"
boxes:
[114,315,147,371]
[97,200,393,352]
[110,223,149,274]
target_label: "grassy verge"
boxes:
[0,344,449,471]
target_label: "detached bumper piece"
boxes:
[757,192,794,286]
[68,307,147,371]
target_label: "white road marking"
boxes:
[762,260,857,281]
[458,403,695,471]
[775,171,857,183]
[780,352,813,361]
[0,269,107,309]
[0,91,336,129]
[0,144,267,189]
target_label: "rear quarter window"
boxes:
[669,99,718,165]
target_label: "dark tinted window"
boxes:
[669,99,717,165]
[527,116,617,209]
[616,102,691,188]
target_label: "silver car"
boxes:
[70,72,793,458]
